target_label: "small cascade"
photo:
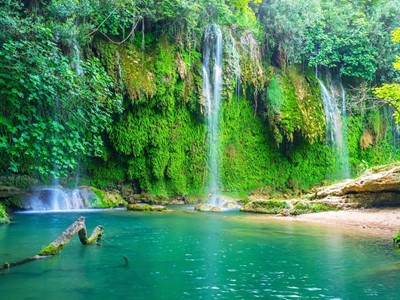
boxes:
[202,24,223,206]
[72,39,83,75]
[316,70,350,179]
[229,32,241,101]
[23,187,87,211]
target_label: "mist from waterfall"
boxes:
[202,24,223,206]
[316,70,350,179]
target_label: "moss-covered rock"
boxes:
[194,204,222,212]
[127,204,168,212]
[79,187,127,208]
[241,199,338,215]
[241,200,290,214]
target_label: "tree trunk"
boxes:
[1,216,103,270]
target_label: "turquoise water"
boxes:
[1,209,399,299]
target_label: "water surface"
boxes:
[1,210,399,299]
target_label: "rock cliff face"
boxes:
[313,163,400,208]
[241,163,400,214]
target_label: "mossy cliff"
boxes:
[79,26,400,200]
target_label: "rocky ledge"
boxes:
[313,163,400,208]
[242,163,400,214]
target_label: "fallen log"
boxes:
[1,216,102,270]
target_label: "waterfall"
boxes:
[72,39,83,75]
[23,187,87,211]
[229,32,241,101]
[316,70,350,179]
[202,24,223,206]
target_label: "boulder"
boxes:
[194,204,222,212]
[223,201,240,209]
[79,187,127,208]
[127,203,168,212]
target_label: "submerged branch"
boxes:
[1,216,103,270]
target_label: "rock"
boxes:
[223,201,240,209]
[194,204,222,212]
[313,163,400,208]
[79,187,127,208]
[127,204,168,212]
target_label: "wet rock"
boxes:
[223,201,240,209]
[127,203,168,212]
[194,204,222,212]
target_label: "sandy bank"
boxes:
[278,208,400,238]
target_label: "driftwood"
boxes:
[1,216,102,270]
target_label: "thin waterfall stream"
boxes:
[316,70,350,179]
[202,24,223,206]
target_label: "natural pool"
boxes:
[1,209,399,299]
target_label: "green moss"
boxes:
[265,66,325,145]
[290,202,337,215]
[85,187,126,208]
[89,32,400,201]
[393,229,400,248]
[38,244,60,256]
[241,200,290,214]
[127,204,167,212]
[0,203,10,224]
[346,106,400,176]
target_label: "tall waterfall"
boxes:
[317,70,350,179]
[202,24,223,206]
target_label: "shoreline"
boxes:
[277,208,400,239]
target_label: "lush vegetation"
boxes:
[1,0,400,201]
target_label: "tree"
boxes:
[0,6,122,178]
[373,28,400,122]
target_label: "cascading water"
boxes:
[316,70,350,179]
[202,24,223,206]
[23,187,87,211]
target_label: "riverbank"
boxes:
[278,208,400,239]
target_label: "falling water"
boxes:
[72,39,83,75]
[23,187,87,211]
[202,24,223,206]
[229,32,241,101]
[316,70,350,179]
[339,82,350,179]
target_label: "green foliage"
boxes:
[374,27,400,123]
[259,0,320,65]
[103,38,206,196]
[267,75,285,115]
[0,29,122,178]
[346,105,400,177]
[0,203,10,224]
[2,0,400,200]
[393,229,400,248]
[264,67,325,144]
[259,0,400,81]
